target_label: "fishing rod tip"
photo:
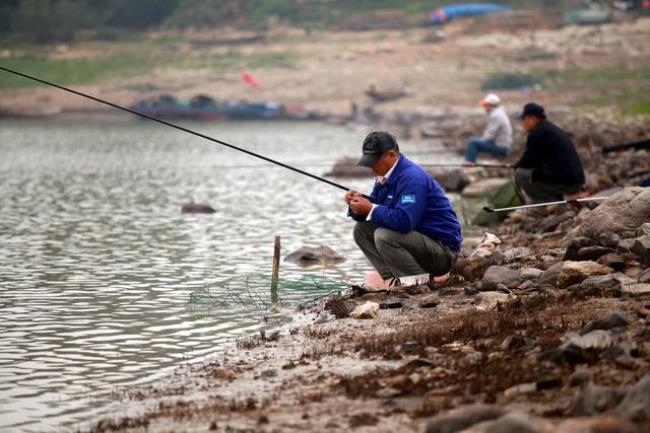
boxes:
[483,206,496,213]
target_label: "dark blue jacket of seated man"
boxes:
[346,131,462,285]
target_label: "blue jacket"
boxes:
[350,156,462,252]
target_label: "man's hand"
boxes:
[349,196,373,216]
[345,190,362,205]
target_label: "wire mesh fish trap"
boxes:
[188,273,349,311]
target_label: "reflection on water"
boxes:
[0,119,467,432]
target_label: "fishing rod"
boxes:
[483,196,608,213]
[402,149,459,157]
[210,162,340,169]
[0,66,359,195]
[422,162,514,169]
[602,138,650,155]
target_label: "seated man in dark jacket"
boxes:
[514,103,585,203]
[345,131,462,287]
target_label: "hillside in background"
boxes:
[0,0,567,43]
[1,0,648,120]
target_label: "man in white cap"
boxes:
[464,93,513,164]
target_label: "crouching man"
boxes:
[345,131,462,288]
[514,103,585,203]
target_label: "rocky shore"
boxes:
[326,107,649,199]
[89,173,649,433]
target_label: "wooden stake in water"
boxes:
[271,236,281,303]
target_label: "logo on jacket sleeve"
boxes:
[400,194,416,204]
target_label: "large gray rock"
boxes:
[520,268,544,281]
[616,375,650,421]
[429,168,470,192]
[538,211,575,233]
[565,236,597,260]
[284,245,345,267]
[425,404,505,433]
[325,156,372,178]
[556,417,639,433]
[631,235,650,266]
[486,412,540,433]
[597,253,626,271]
[617,238,636,253]
[502,247,532,264]
[557,261,613,289]
[576,187,650,241]
[481,266,520,290]
[620,283,650,296]
[539,262,564,286]
[461,178,509,198]
[476,291,512,311]
[581,312,628,334]
[350,301,379,319]
[470,233,502,258]
[571,383,625,416]
[636,222,650,237]
[577,245,614,260]
[578,273,634,293]
[181,202,216,214]
[565,330,614,351]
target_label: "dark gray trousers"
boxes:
[353,221,455,279]
[515,168,581,203]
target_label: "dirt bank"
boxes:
[1,17,650,120]
[88,185,650,433]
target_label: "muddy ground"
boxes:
[88,182,650,433]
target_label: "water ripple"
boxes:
[0,120,466,432]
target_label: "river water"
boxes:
[0,119,467,432]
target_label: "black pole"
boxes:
[428,162,514,169]
[602,138,650,154]
[0,66,358,194]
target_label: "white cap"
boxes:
[479,93,501,106]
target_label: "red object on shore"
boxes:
[241,69,260,88]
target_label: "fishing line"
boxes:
[0,66,357,195]
[435,162,513,168]
[211,162,339,169]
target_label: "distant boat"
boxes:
[131,94,227,120]
[130,94,320,121]
[365,85,408,102]
[427,3,512,25]
[222,100,285,120]
[563,7,611,26]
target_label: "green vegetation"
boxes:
[0,46,297,89]
[543,65,650,87]
[0,54,157,88]
[0,0,560,43]
[481,72,543,91]
[0,0,178,43]
[623,99,650,117]
[540,65,650,118]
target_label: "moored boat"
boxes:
[130,94,320,121]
